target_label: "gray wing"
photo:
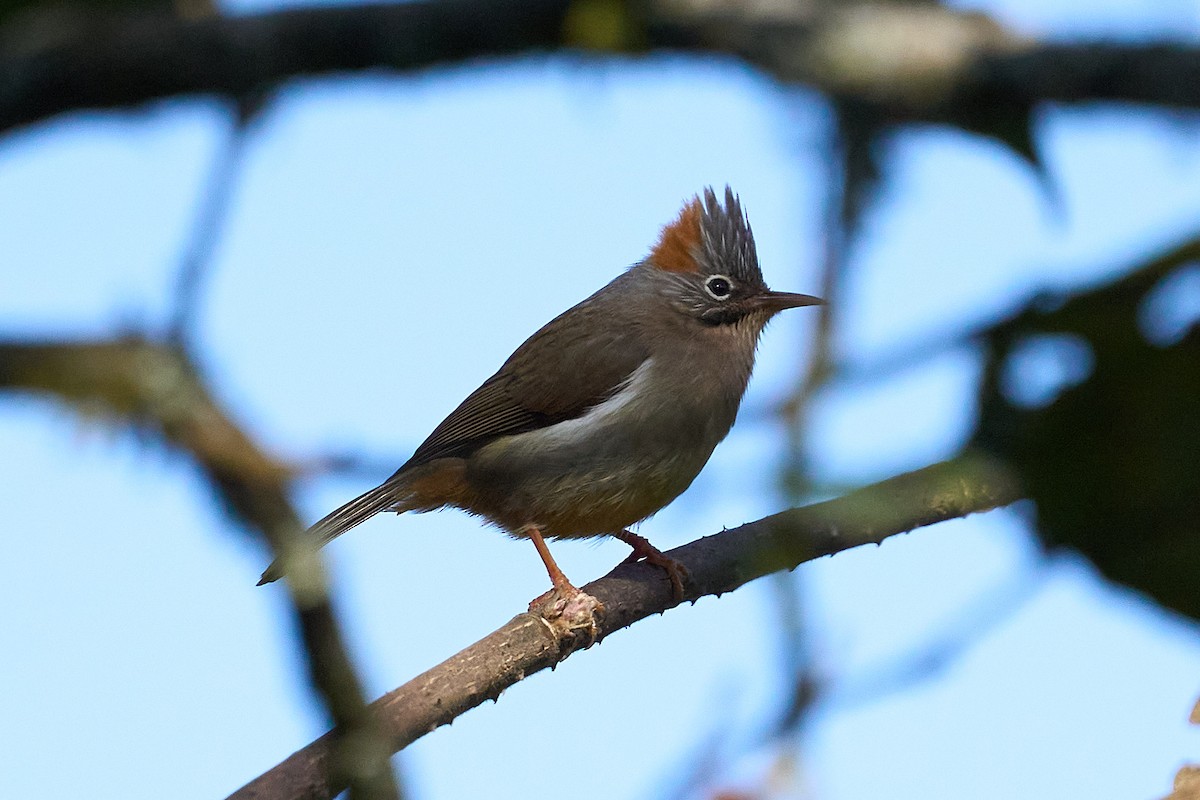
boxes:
[400,295,651,472]
[258,281,649,585]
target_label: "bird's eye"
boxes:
[704,275,733,300]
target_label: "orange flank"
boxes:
[406,461,471,510]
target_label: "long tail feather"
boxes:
[257,478,409,585]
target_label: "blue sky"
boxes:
[3,2,1200,798]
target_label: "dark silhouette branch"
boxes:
[0,0,574,134]
[230,454,1022,800]
[0,337,399,800]
[5,0,1200,139]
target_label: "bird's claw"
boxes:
[617,531,688,600]
[528,583,605,648]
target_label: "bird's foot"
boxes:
[528,580,605,647]
[616,530,688,600]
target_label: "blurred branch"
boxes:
[0,337,399,800]
[294,451,415,481]
[1162,698,1200,800]
[231,454,1022,800]
[0,0,573,134]
[765,100,871,745]
[0,337,285,481]
[5,0,1200,138]
[824,560,1046,710]
[1166,769,1200,800]
[830,230,1200,388]
[168,100,257,347]
[777,98,882,442]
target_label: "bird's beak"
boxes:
[753,291,824,313]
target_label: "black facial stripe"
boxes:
[700,306,743,326]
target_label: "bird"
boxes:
[259,186,821,606]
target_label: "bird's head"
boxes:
[646,186,822,329]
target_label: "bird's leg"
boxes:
[524,526,604,642]
[528,524,576,595]
[615,530,687,600]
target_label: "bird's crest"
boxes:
[649,196,703,273]
[648,187,762,283]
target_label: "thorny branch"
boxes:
[230,454,1023,800]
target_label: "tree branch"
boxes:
[0,337,399,799]
[5,0,1200,139]
[167,101,254,348]
[230,454,1022,800]
[0,0,574,134]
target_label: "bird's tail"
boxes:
[257,477,410,585]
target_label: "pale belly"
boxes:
[460,397,733,538]
[463,444,711,538]
[452,353,746,537]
